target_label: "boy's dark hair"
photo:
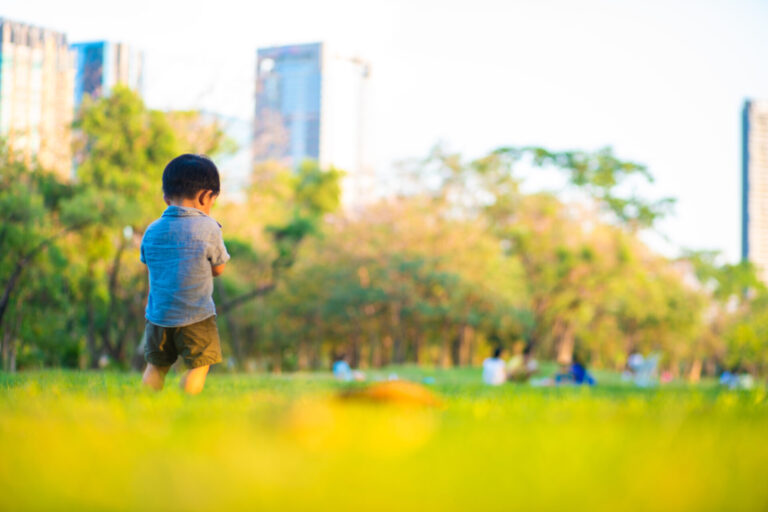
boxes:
[493,347,502,359]
[162,154,220,199]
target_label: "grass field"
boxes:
[1,367,766,511]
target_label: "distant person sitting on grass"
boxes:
[140,154,230,395]
[333,353,353,381]
[332,352,366,381]
[555,355,596,386]
[506,342,539,382]
[482,347,506,386]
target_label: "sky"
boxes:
[3,0,768,261]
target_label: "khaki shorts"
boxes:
[144,316,223,369]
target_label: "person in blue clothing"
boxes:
[555,352,596,386]
[332,352,353,381]
[140,154,230,395]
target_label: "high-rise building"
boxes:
[0,18,75,178]
[254,42,373,209]
[71,41,144,110]
[742,99,768,282]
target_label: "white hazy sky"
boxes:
[4,0,768,261]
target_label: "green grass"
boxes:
[1,368,766,511]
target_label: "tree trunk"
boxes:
[86,286,99,369]
[1,317,11,371]
[556,322,575,365]
[704,359,716,378]
[271,349,282,374]
[297,339,310,371]
[350,322,362,368]
[392,336,405,365]
[117,319,139,369]
[669,357,680,378]
[439,328,452,368]
[458,324,474,366]
[0,260,24,333]
[688,358,702,383]
[381,335,393,367]
[8,303,21,372]
[370,336,382,368]
[101,240,127,363]
[8,337,16,373]
[227,316,242,366]
[450,326,462,366]
[216,287,242,368]
[309,341,321,370]
[131,331,147,371]
[624,330,638,361]
[413,332,424,365]
[390,302,405,364]
[0,225,8,258]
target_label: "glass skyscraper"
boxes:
[742,99,768,283]
[254,42,372,209]
[71,41,144,110]
[254,42,322,165]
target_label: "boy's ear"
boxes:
[163,195,171,206]
[199,190,217,206]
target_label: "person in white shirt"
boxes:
[482,347,506,386]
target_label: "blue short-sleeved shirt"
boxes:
[140,205,230,327]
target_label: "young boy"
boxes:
[140,154,230,394]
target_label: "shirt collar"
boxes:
[162,205,222,227]
[162,205,207,218]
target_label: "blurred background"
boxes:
[1,0,768,381]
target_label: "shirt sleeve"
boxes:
[207,227,231,267]
[139,236,147,264]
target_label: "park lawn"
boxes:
[0,369,766,511]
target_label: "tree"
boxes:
[403,145,699,368]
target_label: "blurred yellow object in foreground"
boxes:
[339,380,442,407]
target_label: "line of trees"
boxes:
[1,87,766,379]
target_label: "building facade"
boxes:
[71,41,144,110]
[0,18,74,178]
[254,42,373,209]
[742,99,768,282]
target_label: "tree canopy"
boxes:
[1,88,765,380]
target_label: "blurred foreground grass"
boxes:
[1,368,767,511]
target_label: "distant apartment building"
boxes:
[0,18,75,178]
[742,99,768,282]
[71,41,144,110]
[254,42,373,209]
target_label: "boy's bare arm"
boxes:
[212,263,226,277]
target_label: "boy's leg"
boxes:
[142,363,171,390]
[176,316,222,395]
[180,365,209,394]
[142,322,176,390]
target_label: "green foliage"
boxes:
[1,87,239,371]
[0,144,97,370]
[293,159,343,216]
[74,86,178,227]
[684,249,766,302]
[495,146,676,229]
[4,103,768,379]
[265,160,343,265]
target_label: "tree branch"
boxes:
[217,282,277,315]
[0,221,89,331]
